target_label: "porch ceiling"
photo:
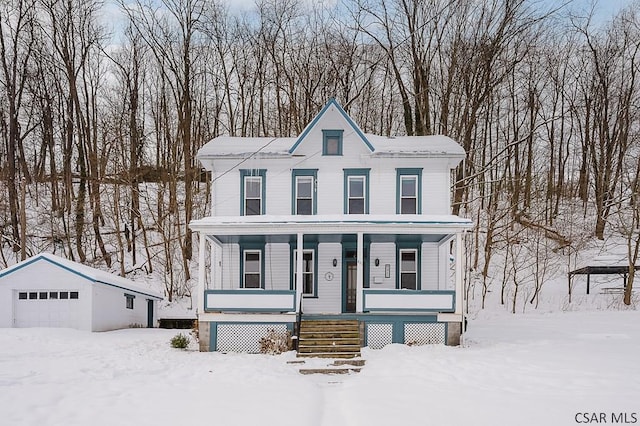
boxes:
[208,233,450,244]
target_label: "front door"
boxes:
[343,248,367,313]
[346,259,357,313]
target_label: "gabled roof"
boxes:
[288,98,374,153]
[0,253,163,300]
[196,98,466,160]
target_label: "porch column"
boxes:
[198,232,207,314]
[455,232,463,316]
[296,232,304,312]
[356,231,364,313]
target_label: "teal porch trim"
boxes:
[208,321,296,351]
[203,289,297,312]
[362,289,456,312]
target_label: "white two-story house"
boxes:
[189,99,472,354]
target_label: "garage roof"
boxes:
[0,253,163,300]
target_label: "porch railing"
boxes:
[362,289,455,313]
[204,289,297,312]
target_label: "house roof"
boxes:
[0,253,163,300]
[197,100,465,160]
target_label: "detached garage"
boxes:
[0,253,163,331]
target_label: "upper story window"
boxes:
[322,130,343,156]
[396,168,422,214]
[292,169,318,215]
[240,169,266,215]
[344,169,370,214]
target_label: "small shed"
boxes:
[0,253,163,331]
[568,253,640,295]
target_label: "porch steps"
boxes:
[297,319,361,359]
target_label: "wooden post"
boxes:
[356,232,364,313]
[296,232,304,313]
[198,233,206,314]
[586,273,590,295]
[455,232,463,316]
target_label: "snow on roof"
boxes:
[367,134,465,157]
[197,137,295,158]
[192,214,472,226]
[0,253,163,299]
[197,134,465,158]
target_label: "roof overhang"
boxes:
[190,214,473,238]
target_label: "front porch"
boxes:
[190,215,471,352]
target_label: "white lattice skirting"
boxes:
[216,323,287,353]
[404,323,446,345]
[367,323,393,350]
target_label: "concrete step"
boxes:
[299,367,361,375]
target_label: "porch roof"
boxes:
[189,214,472,239]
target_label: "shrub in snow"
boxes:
[170,333,190,349]
[259,329,292,355]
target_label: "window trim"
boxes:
[289,242,319,298]
[396,243,421,290]
[343,168,370,214]
[291,169,318,215]
[322,129,343,156]
[396,168,422,214]
[240,169,267,215]
[125,293,135,310]
[240,243,265,289]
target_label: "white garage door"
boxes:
[14,290,81,329]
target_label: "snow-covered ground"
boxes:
[1,309,639,426]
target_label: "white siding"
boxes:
[303,243,342,314]
[264,243,289,290]
[423,167,449,215]
[0,261,92,330]
[421,243,439,290]
[369,243,396,289]
[220,244,240,289]
[91,284,153,331]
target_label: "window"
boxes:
[294,250,315,296]
[29,292,37,300]
[49,292,58,299]
[70,292,79,299]
[240,169,266,215]
[60,292,69,299]
[291,169,318,215]
[397,168,422,214]
[323,130,343,155]
[125,294,135,309]
[18,292,27,300]
[344,169,370,214]
[399,249,418,290]
[39,292,48,300]
[243,250,262,288]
